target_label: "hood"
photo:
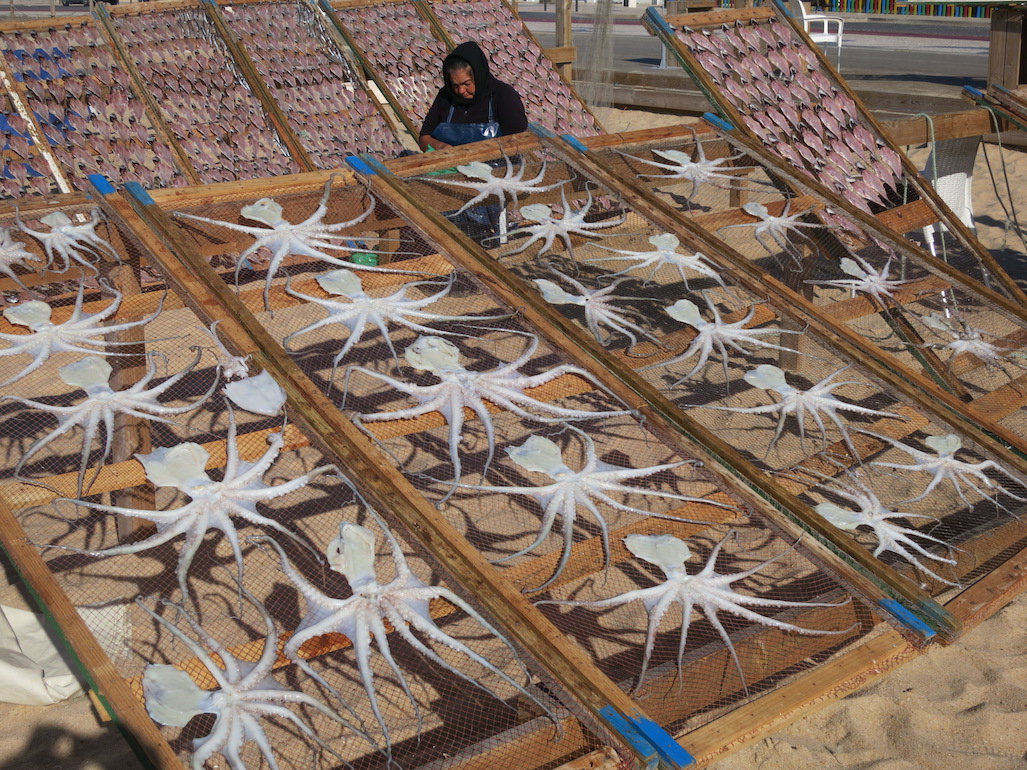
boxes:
[443,41,497,106]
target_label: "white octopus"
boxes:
[864,430,1027,512]
[718,200,823,266]
[0,226,44,291]
[458,427,735,591]
[815,473,959,586]
[493,185,626,257]
[808,255,913,311]
[3,351,217,497]
[0,284,165,389]
[709,364,906,460]
[48,405,332,601]
[16,208,121,274]
[918,312,1025,375]
[345,334,632,497]
[257,513,558,759]
[617,136,765,208]
[584,232,729,290]
[643,296,802,388]
[139,590,376,770]
[534,268,658,350]
[416,156,565,215]
[283,269,509,379]
[202,320,250,380]
[537,532,853,695]
[174,176,426,312]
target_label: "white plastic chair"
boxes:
[785,0,844,70]
[921,136,980,257]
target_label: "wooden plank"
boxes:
[0,497,185,769]
[147,168,357,208]
[875,198,942,233]
[664,6,774,26]
[944,543,1027,633]
[544,45,576,66]
[678,629,916,766]
[988,7,1025,90]
[102,188,666,763]
[554,747,623,770]
[881,109,993,146]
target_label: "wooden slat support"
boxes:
[100,185,666,767]
[882,108,994,147]
[0,497,185,769]
[358,158,941,634]
[678,629,916,766]
[944,543,1027,635]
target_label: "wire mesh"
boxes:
[600,126,1027,449]
[218,0,410,165]
[0,16,188,197]
[0,191,632,769]
[108,3,299,184]
[647,8,1018,301]
[330,0,450,131]
[389,138,1027,602]
[426,0,604,137]
[158,170,886,736]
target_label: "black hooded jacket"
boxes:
[419,41,528,142]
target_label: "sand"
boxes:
[2,106,1027,769]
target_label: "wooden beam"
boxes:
[944,542,1027,634]
[881,108,994,146]
[678,629,916,766]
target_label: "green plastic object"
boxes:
[350,252,379,266]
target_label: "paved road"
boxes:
[520,6,988,85]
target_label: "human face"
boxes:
[450,67,475,100]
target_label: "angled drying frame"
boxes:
[641,4,1026,305]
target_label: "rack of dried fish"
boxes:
[424,0,603,137]
[213,0,411,166]
[642,4,1024,305]
[100,0,301,183]
[0,14,191,198]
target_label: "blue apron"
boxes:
[430,97,499,147]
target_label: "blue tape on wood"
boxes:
[771,0,793,17]
[628,714,694,768]
[879,599,936,641]
[993,84,1013,95]
[124,181,155,206]
[598,706,659,769]
[963,85,986,98]
[529,122,556,140]
[703,113,735,132]
[644,7,672,33]
[561,134,589,152]
[87,174,115,195]
[346,156,376,175]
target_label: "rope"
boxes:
[979,105,1027,255]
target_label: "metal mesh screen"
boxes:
[0,17,187,196]
[108,3,298,183]
[159,170,887,737]
[600,127,1027,447]
[427,0,603,137]
[391,139,1027,600]
[330,0,449,131]
[0,192,633,769]
[219,0,409,164]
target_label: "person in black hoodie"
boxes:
[418,41,528,151]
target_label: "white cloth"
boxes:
[0,604,83,706]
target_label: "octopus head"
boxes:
[142,664,212,727]
[456,161,496,181]
[534,279,584,307]
[241,198,286,227]
[40,211,73,230]
[815,501,863,530]
[404,336,461,374]
[507,435,569,476]
[4,300,52,330]
[648,232,680,251]
[624,533,692,577]
[316,269,364,299]
[137,443,211,490]
[665,299,704,328]
[59,356,113,391]
[224,370,287,416]
[925,433,962,457]
[744,364,789,393]
[327,522,378,586]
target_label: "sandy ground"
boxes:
[2,105,1027,769]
